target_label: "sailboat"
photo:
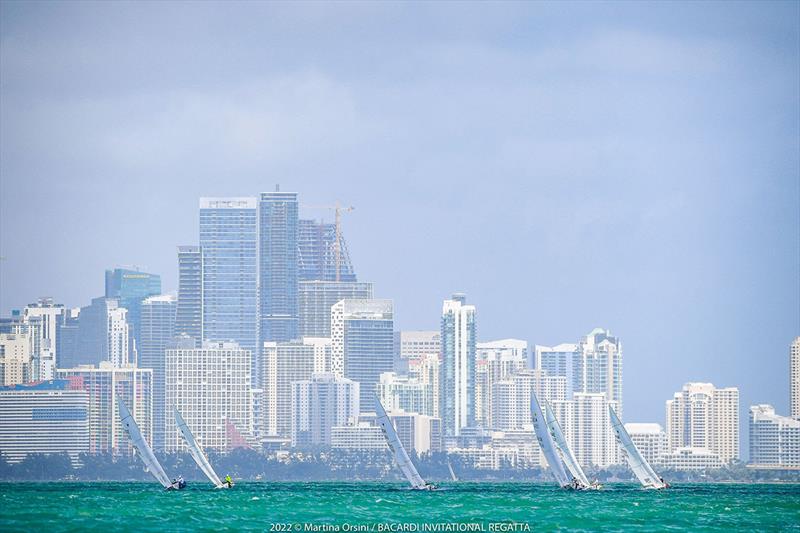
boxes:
[608,406,668,489]
[374,394,436,490]
[174,408,228,489]
[530,391,570,488]
[544,400,600,490]
[118,397,183,490]
[447,459,458,482]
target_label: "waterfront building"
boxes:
[331,423,386,451]
[534,343,580,396]
[377,372,433,416]
[0,332,31,385]
[139,295,176,450]
[105,268,161,352]
[290,373,359,448]
[164,341,251,452]
[74,297,130,368]
[624,423,667,466]
[298,219,357,282]
[0,380,90,465]
[175,245,203,341]
[199,197,258,358]
[384,409,442,455]
[659,447,723,471]
[550,393,620,467]
[748,404,800,468]
[792,337,800,420]
[298,281,373,338]
[666,382,740,464]
[263,339,326,437]
[331,299,394,409]
[57,363,153,454]
[440,293,476,437]
[258,190,299,344]
[575,328,623,415]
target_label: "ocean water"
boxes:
[1,482,798,532]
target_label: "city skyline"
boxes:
[1,1,798,450]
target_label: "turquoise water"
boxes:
[1,482,798,531]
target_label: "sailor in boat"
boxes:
[224,474,234,488]
[659,477,670,489]
[421,482,438,491]
[169,475,187,490]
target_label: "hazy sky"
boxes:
[1,1,798,445]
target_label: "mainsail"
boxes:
[374,395,427,489]
[174,408,224,488]
[608,406,666,489]
[530,391,569,486]
[118,397,172,489]
[544,400,591,487]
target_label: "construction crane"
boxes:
[302,201,354,281]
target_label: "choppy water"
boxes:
[1,482,798,532]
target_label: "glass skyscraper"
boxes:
[199,198,258,357]
[104,268,161,350]
[298,281,373,338]
[298,219,357,282]
[258,191,299,344]
[175,245,202,341]
[440,293,476,437]
[139,294,176,451]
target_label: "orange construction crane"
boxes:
[302,201,354,281]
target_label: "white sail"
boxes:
[174,408,224,488]
[374,395,427,489]
[118,397,172,489]
[530,391,570,486]
[608,406,666,489]
[447,460,458,482]
[544,400,591,487]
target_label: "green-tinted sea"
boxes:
[1,482,798,532]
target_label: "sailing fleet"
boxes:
[117,392,667,492]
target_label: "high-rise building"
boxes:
[440,293,476,437]
[104,268,161,352]
[290,373,359,448]
[175,246,202,341]
[139,295,177,450]
[164,341,251,452]
[748,404,800,468]
[262,339,327,437]
[0,333,32,385]
[575,328,623,416]
[298,281,374,338]
[383,410,442,455]
[57,363,153,454]
[377,372,433,416]
[331,299,394,409]
[199,197,258,358]
[624,423,667,466]
[258,190,299,344]
[490,369,567,431]
[73,297,130,368]
[57,308,80,374]
[0,380,90,466]
[534,343,580,397]
[22,298,65,380]
[298,219,357,282]
[476,340,527,428]
[666,382,740,464]
[552,392,620,467]
[396,331,441,361]
[791,337,800,420]
[408,353,441,418]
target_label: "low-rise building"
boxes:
[625,423,667,465]
[660,447,723,471]
[331,423,386,451]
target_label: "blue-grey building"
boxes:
[298,219,357,282]
[139,295,177,451]
[199,197,258,358]
[72,297,131,368]
[440,293,476,437]
[175,245,203,341]
[258,190,299,344]
[104,268,161,350]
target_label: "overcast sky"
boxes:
[1,1,798,442]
